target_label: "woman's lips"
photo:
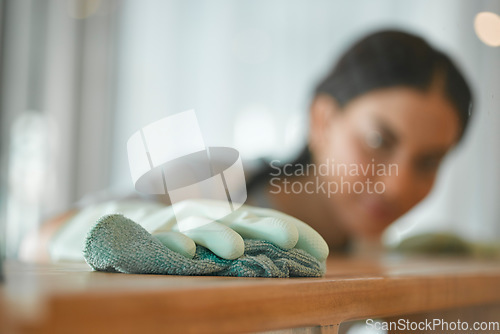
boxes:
[361,198,395,221]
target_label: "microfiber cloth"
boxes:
[83,214,326,278]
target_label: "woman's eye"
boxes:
[364,130,391,150]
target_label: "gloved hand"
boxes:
[140,199,329,262]
[49,198,329,263]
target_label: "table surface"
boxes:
[2,255,500,333]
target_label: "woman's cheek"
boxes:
[331,130,372,184]
[413,175,436,204]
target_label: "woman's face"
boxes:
[309,87,461,240]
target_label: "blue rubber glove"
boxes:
[144,199,329,261]
[50,199,329,262]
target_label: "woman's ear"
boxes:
[308,94,340,154]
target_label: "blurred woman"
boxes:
[245,29,472,253]
[21,29,473,261]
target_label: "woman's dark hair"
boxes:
[315,29,472,135]
[247,29,474,193]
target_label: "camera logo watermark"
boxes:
[126,110,247,232]
[268,159,398,197]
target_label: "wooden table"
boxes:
[1,255,500,333]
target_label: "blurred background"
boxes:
[0,0,499,258]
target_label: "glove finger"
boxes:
[153,231,196,259]
[287,218,329,262]
[224,217,299,250]
[231,206,329,262]
[179,217,245,260]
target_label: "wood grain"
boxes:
[1,255,500,333]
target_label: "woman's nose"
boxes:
[378,160,416,202]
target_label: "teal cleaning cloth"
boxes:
[83,214,326,278]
